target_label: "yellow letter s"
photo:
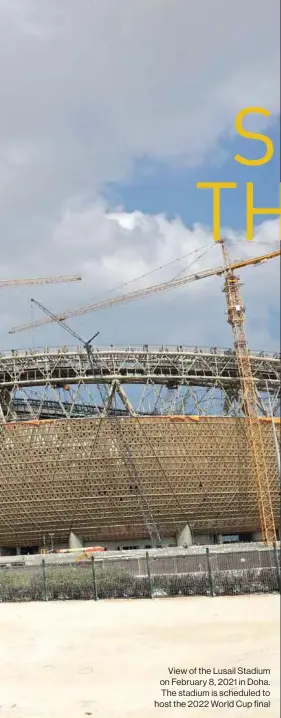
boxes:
[235,107,274,166]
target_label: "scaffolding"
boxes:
[0,344,279,548]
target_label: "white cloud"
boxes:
[0,1,279,352]
[3,203,279,351]
[0,0,279,209]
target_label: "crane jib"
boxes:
[8,248,280,334]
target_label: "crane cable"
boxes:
[76,241,215,332]
[167,241,217,282]
[89,241,215,301]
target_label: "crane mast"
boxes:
[220,238,277,545]
[81,347,163,546]
[108,414,162,547]
[29,299,162,548]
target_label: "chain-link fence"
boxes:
[0,544,280,602]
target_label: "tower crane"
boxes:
[28,298,162,548]
[0,274,81,289]
[219,238,278,545]
[9,248,280,333]
[9,246,280,545]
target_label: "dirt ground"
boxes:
[0,595,279,718]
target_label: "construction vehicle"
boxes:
[9,245,281,545]
[56,546,105,559]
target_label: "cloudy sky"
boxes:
[0,0,280,352]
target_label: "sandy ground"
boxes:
[0,595,279,718]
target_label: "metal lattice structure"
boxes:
[0,345,280,548]
[220,238,278,544]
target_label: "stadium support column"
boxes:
[69,531,83,549]
[176,523,192,547]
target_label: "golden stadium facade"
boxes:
[0,345,280,551]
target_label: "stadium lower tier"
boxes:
[0,415,279,549]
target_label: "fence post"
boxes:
[91,556,98,600]
[273,542,281,593]
[41,558,47,601]
[206,547,215,597]
[146,551,153,598]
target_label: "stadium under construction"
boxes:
[0,241,280,554]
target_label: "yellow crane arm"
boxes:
[9,249,280,334]
[229,249,280,270]
[0,274,81,289]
